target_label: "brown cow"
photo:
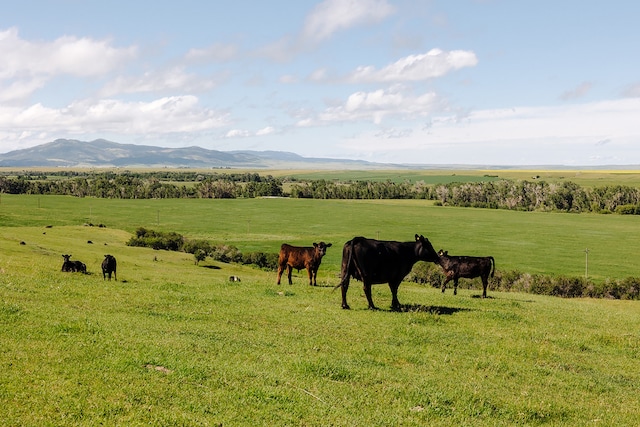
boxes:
[277,242,332,286]
[436,250,495,298]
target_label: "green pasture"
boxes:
[2,194,640,280]
[1,194,640,425]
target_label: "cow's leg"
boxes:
[481,276,488,298]
[307,267,314,286]
[276,263,285,285]
[389,282,401,311]
[287,266,293,285]
[453,278,458,295]
[363,282,377,310]
[340,277,351,309]
[441,277,451,293]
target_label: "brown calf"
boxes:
[277,242,332,286]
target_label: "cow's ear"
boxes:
[313,242,318,247]
[415,234,419,241]
[327,243,332,247]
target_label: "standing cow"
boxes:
[277,242,332,286]
[102,254,117,281]
[338,234,440,310]
[436,250,495,298]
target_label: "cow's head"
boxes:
[62,254,71,261]
[438,249,448,257]
[313,242,332,258]
[415,234,439,262]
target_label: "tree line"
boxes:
[2,171,640,214]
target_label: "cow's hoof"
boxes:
[342,304,350,310]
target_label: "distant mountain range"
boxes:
[1,139,635,170]
[0,139,394,169]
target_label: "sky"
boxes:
[1,0,639,166]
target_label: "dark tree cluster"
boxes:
[3,171,640,214]
[432,180,640,213]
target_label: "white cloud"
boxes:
[302,0,395,42]
[336,98,640,164]
[225,129,251,138]
[256,126,275,136]
[622,82,640,98]
[0,77,47,103]
[0,27,136,80]
[300,85,441,125]
[348,49,478,83]
[0,95,229,139]
[560,81,593,101]
[100,67,219,96]
[226,126,276,138]
[185,43,238,63]
[279,74,298,84]
[259,0,395,61]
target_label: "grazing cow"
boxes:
[277,242,332,286]
[229,275,241,282]
[338,234,439,310]
[61,254,86,273]
[436,250,495,298]
[102,254,117,281]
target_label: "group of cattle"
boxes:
[61,254,117,281]
[58,233,492,309]
[277,234,495,310]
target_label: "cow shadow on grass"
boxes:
[398,304,471,315]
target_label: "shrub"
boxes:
[241,252,279,270]
[407,262,445,288]
[127,227,184,251]
[210,244,242,263]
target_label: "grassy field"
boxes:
[1,194,640,425]
[2,194,640,279]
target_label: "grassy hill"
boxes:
[1,195,640,425]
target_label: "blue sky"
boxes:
[1,0,639,165]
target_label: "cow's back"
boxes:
[279,244,311,269]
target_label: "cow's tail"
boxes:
[489,256,495,278]
[334,238,357,291]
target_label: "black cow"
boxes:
[102,254,117,281]
[61,254,74,272]
[277,242,332,286]
[436,250,495,298]
[61,254,86,273]
[338,234,439,310]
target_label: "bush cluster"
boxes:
[127,227,184,251]
[127,227,278,270]
[408,262,640,300]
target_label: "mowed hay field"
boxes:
[1,194,640,425]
